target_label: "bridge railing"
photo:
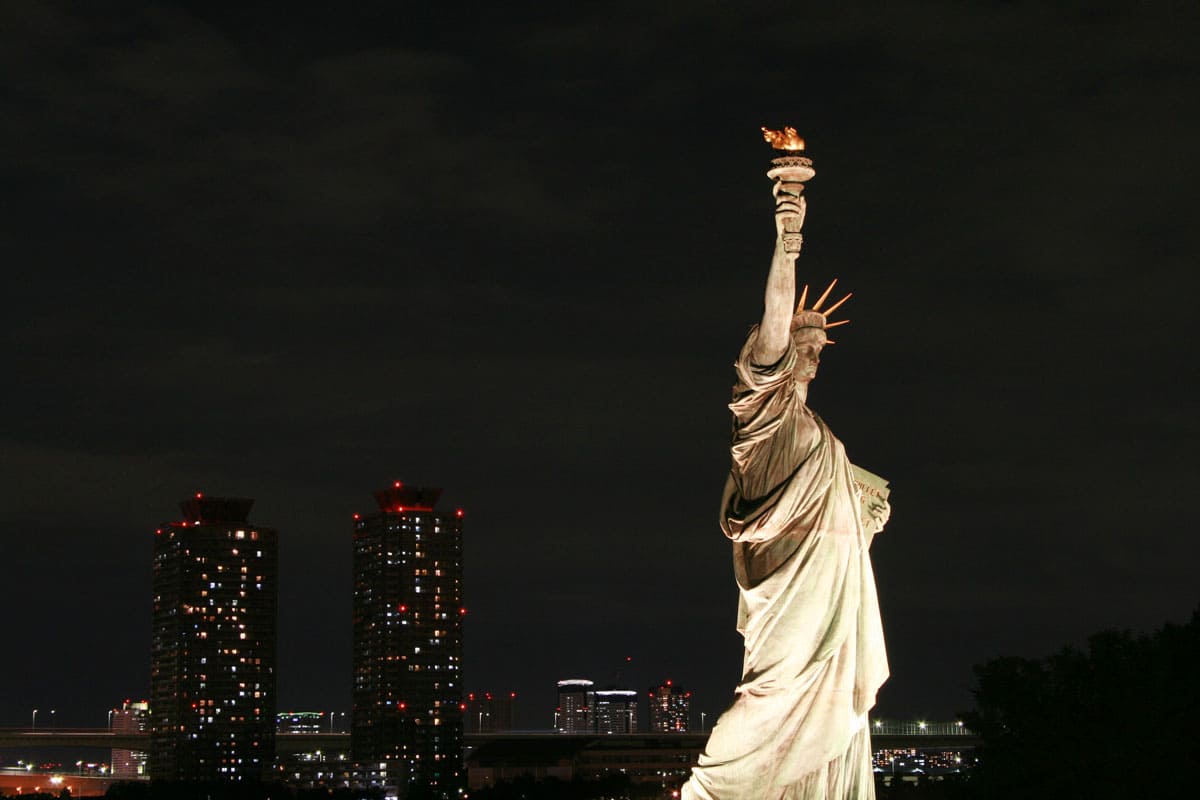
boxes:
[870,720,972,736]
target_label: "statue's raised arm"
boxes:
[752,187,806,366]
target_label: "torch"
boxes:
[762,126,813,253]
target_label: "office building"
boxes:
[276,712,353,790]
[111,700,150,778]
[149,494,278,781]
[466,692,516,733]
[277,711,324,734]
[594,690,638,734]
[352,482,465,797]
[556,680,595,734]
[647,680,690,733]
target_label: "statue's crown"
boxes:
[791,278,851,344]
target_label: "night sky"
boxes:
[3,0,1198,733]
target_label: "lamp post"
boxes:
[108,710,114,729]
[32,709,38,731]
[700,712,706,733]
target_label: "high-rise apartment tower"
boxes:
[150,495,277,781]
[352,482,465,798]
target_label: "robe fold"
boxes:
[681,327,889,800]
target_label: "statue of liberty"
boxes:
[682,137,892,800]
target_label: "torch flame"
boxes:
[762,126,806,151]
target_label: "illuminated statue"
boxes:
[681,161,891,800]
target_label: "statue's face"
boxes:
[792,329,825,382]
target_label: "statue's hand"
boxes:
[865,496,891,534]
[773,186,806,243]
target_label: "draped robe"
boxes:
[681,328,888,800]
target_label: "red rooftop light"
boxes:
[195,492,203,499]
[394,481,402,488]
[455,509,464,517]
[353,513,360,520]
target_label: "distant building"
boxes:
[466,692,516,733]
[594,690,638,734]
[647,680,690,732]
[111,700,149,778]
[273,712,352,790]
[276,711,323,734]
[352,482,465,798]
[149,495,277,781]
[556,680,595,734]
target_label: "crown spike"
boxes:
[795,284,809,315]
[821,292,853,318]
[825,339,836,345]
[825,319,850,329]
[811,279,839,312]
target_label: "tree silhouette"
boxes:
[964,606,1199,799]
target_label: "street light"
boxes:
[700,712,706,733]
[107,710,114,729]
[32,709,39,731]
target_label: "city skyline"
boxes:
[3,0,1197,746]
